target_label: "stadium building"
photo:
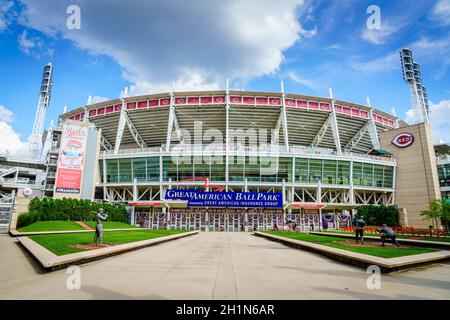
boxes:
[44,85,438,232]
[0,57,446,231]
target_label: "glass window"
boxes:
[163,156,177,182]
[337,161,350,185]
[229,156,244,182]
[133,158,146,182]
[295,158,309,183]
[194,156,210,179]
[373,165,384,188]
[146,157,160,182]
[260,157,277,183]
[277,157,292,183]
[362,163,373,187]
[210,157,225,182]
[106,159,119,183]
[98,160,103,183]
[322,160,337,185]
[178,156,193,181]
[309,159,322,183]
[438,164,450,187]
[245,156,260,182]
[118,158,132,183]
[384,166,394,189]
[353,162,362,186]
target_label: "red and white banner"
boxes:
[55,122,89,195]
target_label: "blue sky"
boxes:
[0,0,449,154]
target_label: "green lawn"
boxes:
[29,229,190,256]
[18,221,137,232]
[322,230,450,243]
[266,231,437,259]
[85,221,138,230]
[18,221,86,232]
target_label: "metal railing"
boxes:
[437,154,450,162]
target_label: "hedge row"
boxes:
[17,197,128,228]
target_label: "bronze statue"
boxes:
[93,208,108,246]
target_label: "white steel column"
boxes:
[317,180,322,231]
[282,179,286,229]
[166,92,175,152]
[102,158,108,201]
[366,97,381,150]
[225,80,230,191]
[328,88,342,155]
[114,97,127,154]
[281,81,289,149]
[244,178,248,232]
[349,157,354,205]
[132,178,138,226]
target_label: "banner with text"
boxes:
[55,122,88,195]
[165,190,283,208]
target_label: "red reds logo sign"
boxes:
[392,133,414,148]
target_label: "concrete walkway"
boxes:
[1,232,450,299]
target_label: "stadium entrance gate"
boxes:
[133,207,350,232]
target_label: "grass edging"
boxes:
[10,227,148,237]
[254,231,450,273]
[18,230,199,271]
[311,232,450,250]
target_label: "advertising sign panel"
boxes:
[55,122,88,194]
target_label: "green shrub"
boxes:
[17,198,128,228]
[356,205,399,226]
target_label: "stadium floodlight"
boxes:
[400,48,430,125]
[29,63,53,159]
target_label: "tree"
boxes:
[441,200,450,231]
[420,199,446,229]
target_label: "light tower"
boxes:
[400,48,430,124]
[29,63,53,159]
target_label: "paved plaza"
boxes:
[1,229,450,300]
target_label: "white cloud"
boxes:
[352,33,450,75]
[18,30,53,58]
[18,0,309,94]
[287,70,319,90]
[362,21,400,45]
[0,105,27,155]
[351,52,399,73]
[0,1,13,32]
[90,96,109,104]
[430,0,450,26]
[404,100,450,143]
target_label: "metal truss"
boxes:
[105,186,161,203]
[124,112,147,149]
[343,122,370,152]
[166,94,185,151]
[366,98,381,150]
[311,116,331,148]
[354,189,394,205]
[320,188,351,204]
[100,135,113,151]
